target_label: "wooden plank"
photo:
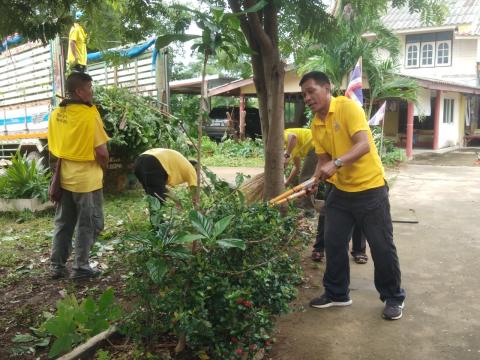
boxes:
[0,99,51,112]
[0,41,44,57]
[0,68,51,87]
[2,92,53,107]
[0,51,51,75]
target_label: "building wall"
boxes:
[438,91,461,147]
[398,34,479,86]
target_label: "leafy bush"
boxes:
[123,177,304,359]
[0,151,50,202]
[372,126,406,167]
[94,86,191,162]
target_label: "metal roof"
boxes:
[382,0,480,35]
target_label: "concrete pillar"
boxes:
[406,101,414,160]
[433,90,442,150]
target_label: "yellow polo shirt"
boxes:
[142,149,197,187]
[284,128,313,159]
[310,96,384,192]
[49,104,109,193]
[67,23,87,66]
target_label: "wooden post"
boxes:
[406,102,414,160]
[433,90,442,150]
[239,95,246,140]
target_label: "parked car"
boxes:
[204,106,261,140]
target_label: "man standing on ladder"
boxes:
[67,11,88,73]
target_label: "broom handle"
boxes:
[273,189,307,206]
[269,178,316,204]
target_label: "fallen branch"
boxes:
[57,325,118,360]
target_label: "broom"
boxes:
[239,172,265,204]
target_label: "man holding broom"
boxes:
[299,71,405,320]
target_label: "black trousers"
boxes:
[314,183,366,255]
[314,216,366,256]
[134,154,168,202]
[323,184,405,304]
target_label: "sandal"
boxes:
[353,254,368,264]
[312,251,324,262]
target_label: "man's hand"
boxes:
[316,160,337,182]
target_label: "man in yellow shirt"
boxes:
[67,11,88,72]
[300,71,405,320]
[134,148,197,203]
[48,72,109,280]
[283,128,316,187]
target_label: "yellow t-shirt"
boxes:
[67,23,87,66]
[310,96,385,192]
[142,149,197,187]
[284,128,313,159]
[48,103,109,193]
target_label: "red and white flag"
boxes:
[368,101,387,126]
[345,58,363,108]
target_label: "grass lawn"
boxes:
[201,154,264,167]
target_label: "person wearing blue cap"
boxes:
[67,11,88,73]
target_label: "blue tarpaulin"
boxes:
[87,37,156,62]
[0,34,24,54]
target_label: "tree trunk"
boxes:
[229,0,286,201]
[195,52,209,207]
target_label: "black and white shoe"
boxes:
[382,301,404,320]
[310,293,352,308]
[70,268,101,280]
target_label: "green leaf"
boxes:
[174,233,205,244]
[189,210,213,238]
[212,215,234,238]
[216,238,246,250]
[48,334,78,358]
[98,288,114,312]
[12,333,37,343]
[155,34,201,50]
[146,258,168,284]
[243,0,268,14]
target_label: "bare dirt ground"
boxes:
[270,149,480,360]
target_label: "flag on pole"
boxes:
[368,101,387,126]
[345,58,363,108]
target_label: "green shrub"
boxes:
[94,86,191,162]
[0,151,50,202]
[123,177,304,359]
[371,126,405,167]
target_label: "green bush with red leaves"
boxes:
[122,172,305,359]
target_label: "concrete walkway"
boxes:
[270,163,480,360]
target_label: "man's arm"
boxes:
[284,133,297,165]
[94,144,109,170]
[285,156,301,187]
[315,130,370,182]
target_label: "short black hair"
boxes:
[66,72,92,97]
[299,71,331,87]
[189,159,198,167]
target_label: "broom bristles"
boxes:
[239,172,265,204]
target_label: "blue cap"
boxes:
[75,11,83,20]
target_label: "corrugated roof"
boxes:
[382,0,480,35]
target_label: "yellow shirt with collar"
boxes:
[49,104,109,193]
[310,96,385,192]
[283,128,314,159]
[142,149,197,187]
[67,23,88,66]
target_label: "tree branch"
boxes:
[244,0,273,52]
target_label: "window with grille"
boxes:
[443,99,454,123]
[406,43,419,68]
[421,42,435,66]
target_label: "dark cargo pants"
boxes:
[50,189,104,272]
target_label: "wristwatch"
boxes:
[334,158,343,168]
[284,152,291,159]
